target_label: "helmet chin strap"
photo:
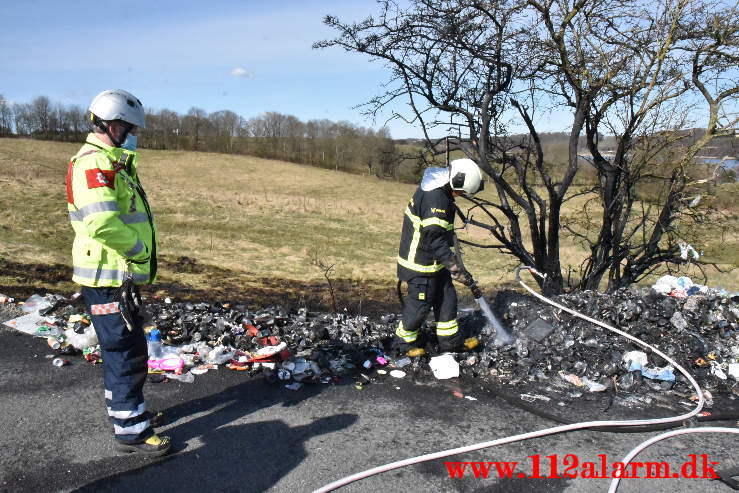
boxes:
[104,121,132,148]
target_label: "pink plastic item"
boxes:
[147,356,184,372]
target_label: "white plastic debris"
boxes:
[64,326,98,350]
[520,393,551,402]
[652,275,679,295]
[710,361,727,380]
[429,353,459,380]
[395,357,411,368]
[206,346,235,364]
[623,350,649,367]
[464,395,478,401]
[168,371,195,383]
[559,372,584,387]
[679,242,700,260]
[3,312,56,337]
[256,342,287,357]
[21,294,52,313]
[728,363,739,380]
[582,377,608,392]
[389,370,406,378]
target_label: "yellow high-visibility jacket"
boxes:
[66,133,157,287]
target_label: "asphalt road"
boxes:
[0,326,736,493]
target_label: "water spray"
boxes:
[452,236,512,345]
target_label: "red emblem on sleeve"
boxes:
[85,168,116,189]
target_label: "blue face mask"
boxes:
[121,133,138,151]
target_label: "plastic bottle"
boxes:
[147,328,163,359]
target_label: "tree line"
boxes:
[0,94,403,179]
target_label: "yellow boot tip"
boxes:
[464,337,480,349]
[407,348,427,357]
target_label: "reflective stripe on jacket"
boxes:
[397,185,455,281]
[66,133,157,287]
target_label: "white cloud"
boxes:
[230,67,250,78]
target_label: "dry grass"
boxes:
[1,137,736,311]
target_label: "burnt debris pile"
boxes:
[3,285,738,402]
[144,286,739,396]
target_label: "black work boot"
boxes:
[391,334,427,357]
[115,434,172,457]
[437,330,479,353]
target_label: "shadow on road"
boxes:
[72,377,357,492]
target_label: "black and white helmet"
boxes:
[89,89,146,128]
[449,158,484,195]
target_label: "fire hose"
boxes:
[313,265,737,493]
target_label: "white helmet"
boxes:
[89,89,146,128]
[449,158,484,195]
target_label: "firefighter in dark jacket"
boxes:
[395,158,484,355]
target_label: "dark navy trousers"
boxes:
[395,270,461,345]
[81,286,152,444]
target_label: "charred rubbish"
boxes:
[3,286,738,410]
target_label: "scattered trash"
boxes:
[83,346,101,364]
[64,324,97,350]
[147,355,185,373]
[168,371,194,383]
[47,336,62,350]
[728,363,739,380]
[52,358,69,367]
[690,390,714,408]
[627,360,676,382]
[285,382,302,391]
[581,377,608,392]
[622,351,648,368]
[523,318,554,342]
[1,285,736,409]
[464,395,478,401]
[147,328,163,358]
[395,357,411,368]
[21,294,53,313]
[429,354,459,380]
[560,372,584,387]
[3,312,56,337]
[521,393,551,403]
[0,294,14,303]
[679,242,700,261]
[710,361,727,380]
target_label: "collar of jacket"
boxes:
[85,133,139,174]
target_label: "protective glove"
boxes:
[443,258,475,287]
[116,272,142,331]
[453,268,475,287]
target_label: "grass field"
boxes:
[1,137,737,313]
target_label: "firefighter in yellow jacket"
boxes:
[66,89,169,456]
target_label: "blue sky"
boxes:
[0,0,572,139]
